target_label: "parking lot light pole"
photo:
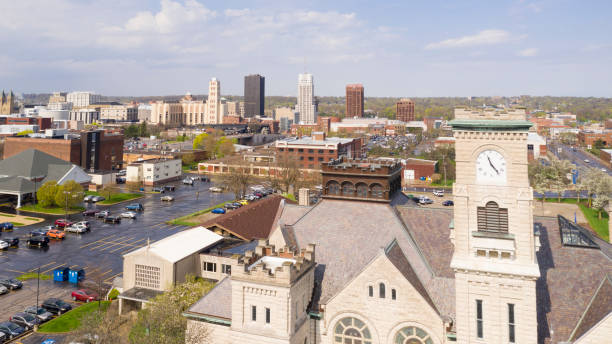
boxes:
[36,266,40,309]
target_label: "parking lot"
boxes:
[0,175,234,323]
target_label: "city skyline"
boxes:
[1,1,611,97]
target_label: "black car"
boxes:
[30,229,49,237]
[104,216,121,224]
[10,312,39,330]
[24,306,53,322]
[41,298,72,315]
[2,237,19,247]
[163,185,176,191]
[82,209,97,216]
[0,321,25,339]
[115,177,126,184]
[442,200,454,206]
[0,278,22,290]
[200,176,210,182]
[27,236,49,247]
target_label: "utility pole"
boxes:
[36,266,40,309]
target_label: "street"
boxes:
[550,142,611,176]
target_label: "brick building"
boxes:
[4,130,124,171]
[0,116,52,130]
[578,130,612,147]
[396,98,415,122]
[275,132,362,169]
[345,84,364,118]
[402,158,437,183]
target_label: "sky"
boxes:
[1,0,611,97]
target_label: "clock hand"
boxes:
[487,156,499,174]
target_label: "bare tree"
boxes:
[216,161,252,199]
[274,154,300,194]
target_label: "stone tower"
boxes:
[450,107,539,344]
[0,90,17,115]
[229,240,315,344]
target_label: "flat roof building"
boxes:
[345,84,364,118]
[275,132,362,169]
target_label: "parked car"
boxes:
[161,195,174,202]
[30,229,50,237]
[0,321,25,339]
[182,178,193,185]
[47,229,66,240]
[82,209,97,216]
[115,177,126,184]
[0,278,22,290]
[125,203,144,211]
[584,159,590,163]
[0,240,8,250]
[2,237,19,247]
[71,289,98,303]
[103,216,121,224]
[163,185,176,192]
[152,187,165,193]
[224,203,239,210]
[0,332,6,343]
[116,170,127,176]
[200,176,210,182]
[432,190,444,197]
[26,236,49,248]
[120,211,137,219]
[442,200,454,206]
[41,298,72,315]
[95,210,110,218]
[10,312,40,330]
[418,197,433,205]
[65,224,88,233]
[237,199,249,206]
[209,186,223,193]
[83,195,94,202]
[253,192,264,198]
[54,219,73,228]
[0,285,8,295]
[75,221,90,229]
[0,222,14,231]
[91,196,105,203]
[24,306,53,322]
[211,208,226,214]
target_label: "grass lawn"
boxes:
[16,272,51,281]
[19,204,85,215]
[430,179,454,187]
[85,191,142,205]
[38,301,111,333]
[539,197,609,241]
[11,222,25,226]
[167,201,232,226]
[1,214,15,217]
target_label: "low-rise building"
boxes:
[100,104,138,122]
[578,130,612,148]
[119,227,224,313]
[600,149,612,167]
[275,132,363,169]
[66,91,101,107]
[0,116,52,130]
[126,158,181,185]
[69,108,100,124]
[402,158,437,183]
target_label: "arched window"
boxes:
[333,317,372,344]
[341,182,354,196]
[327,181,340,195]
[371,183,384,198]
[379,283,386,298]
[394,326,434,344]
[368,285,373,297]
[392,288,397,300]
[477,201,509,233]
[356,183,368,198]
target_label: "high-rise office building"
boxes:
[206,78,221,124]
[66,92,101,108]
[345,84,364,118]
[396,98,415,122]
[244,74,265,117]
[297,73,316,124]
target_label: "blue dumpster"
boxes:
[53,267,69,282]
[68,268,85,284]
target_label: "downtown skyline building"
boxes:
[296,73,316,124]
[345,83,364,118]
[244,74,265,118]
[396,98,415,122]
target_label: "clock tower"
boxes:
[450,108,539,344]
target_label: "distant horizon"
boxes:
[1,1,611,97]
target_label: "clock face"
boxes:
[476,150,507,183]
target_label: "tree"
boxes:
[218,161,252,199]
[274,154,301,193]
[37,181,59,208]
[54,180,84,210]
[101,185,119,202]
[129,275,213,344]
[593,195,610,220]
[139,121,149,137]
[216,137,234,158]
[593,139,605,150]
[182,153,195,167]
[66,306,127,344]
[549,157,573,202]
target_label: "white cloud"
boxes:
[425,29,514,50]
[517,48,538,57]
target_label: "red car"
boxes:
[54,219,73,228]
[71,289,98,302]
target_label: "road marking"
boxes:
[5,269,26,274]
[103,272,122,283]
[98,237,142,252]
[107,238,146,253]
[80,234,132,249]
[29,261,57,272]
[42,263,68,274]
[89,236,136,251]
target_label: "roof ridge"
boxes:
[569,274,612,341]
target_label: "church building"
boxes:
[184,108,612,343]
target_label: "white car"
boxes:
[0,284,8,295]
[0,240,9,250]
[121,211,137,219]
[65,224,88,233]
[432,190,444,197]
[161,195,175,202]
[209,187,223,193]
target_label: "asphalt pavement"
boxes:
[0,175,234,324]
[550,142,611,175]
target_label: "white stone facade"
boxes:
[297,73,316,124]
[67,91,101,107]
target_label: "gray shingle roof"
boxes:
[187,277,232,320]
[0,176,36,194]
[0,149,72,179]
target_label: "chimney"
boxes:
[313,131,325,141]
[299,188,310,206]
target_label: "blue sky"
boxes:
[1,0,611,97]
